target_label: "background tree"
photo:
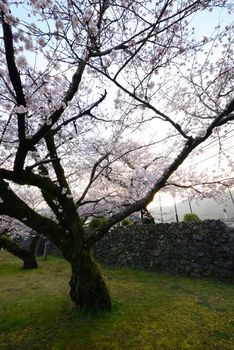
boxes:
[0,0,233,311]
[0,217,39,269]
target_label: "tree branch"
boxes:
[52,90,107,134]
[0,177,63,248]
[13,59,87,172]
[76,152,110,206]
[0,168,62,198]
[1,11,26,141]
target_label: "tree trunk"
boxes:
[0,234,39,269]
[69,248,112,312]
[22,253,38,269]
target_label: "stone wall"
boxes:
[93,220,234,281]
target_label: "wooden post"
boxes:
[42,242,50,260]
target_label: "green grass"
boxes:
[0,251,234,350]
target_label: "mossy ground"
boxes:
[0,251,234,350]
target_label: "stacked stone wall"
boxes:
[93,220,234,281]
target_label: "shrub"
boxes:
[183,213,200,222]
[121,218,132,226]
[89,217,107,229]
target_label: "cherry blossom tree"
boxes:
[0,0,233,311]
[0,216,39,269]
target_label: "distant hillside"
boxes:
[149,193,234,223]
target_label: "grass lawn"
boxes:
[0,251,234,350]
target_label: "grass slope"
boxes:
[0,251,234,350]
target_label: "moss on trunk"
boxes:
[69,248,112,312]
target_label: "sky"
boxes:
[149,188,234,223]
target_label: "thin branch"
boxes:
[52,90,107,134]
[25,158,59,171]
[76,152,110,205]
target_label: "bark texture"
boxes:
[69,248,112,311]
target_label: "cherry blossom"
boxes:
[15,105,28,114]
[16,56,28,68]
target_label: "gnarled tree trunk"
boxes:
[69,248,112,311]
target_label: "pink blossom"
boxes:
[110,50,118,59]
[25,39,34,50]
[15,105,27,114]
[89,23,98,36]
[148,82,155,90]
[102,57,111,67]
[37,37,46,47]
[46,118,52,125]
[83,8,93,22]
[0,1,8,13]
[55,20,64,31]
[72,15,79,28]
[4,13,18,25]
[16,55,28,68]
[197,129,207,138]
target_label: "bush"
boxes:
[183,213,200,222]
[121,218,132,226]
[89,217,107,229]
